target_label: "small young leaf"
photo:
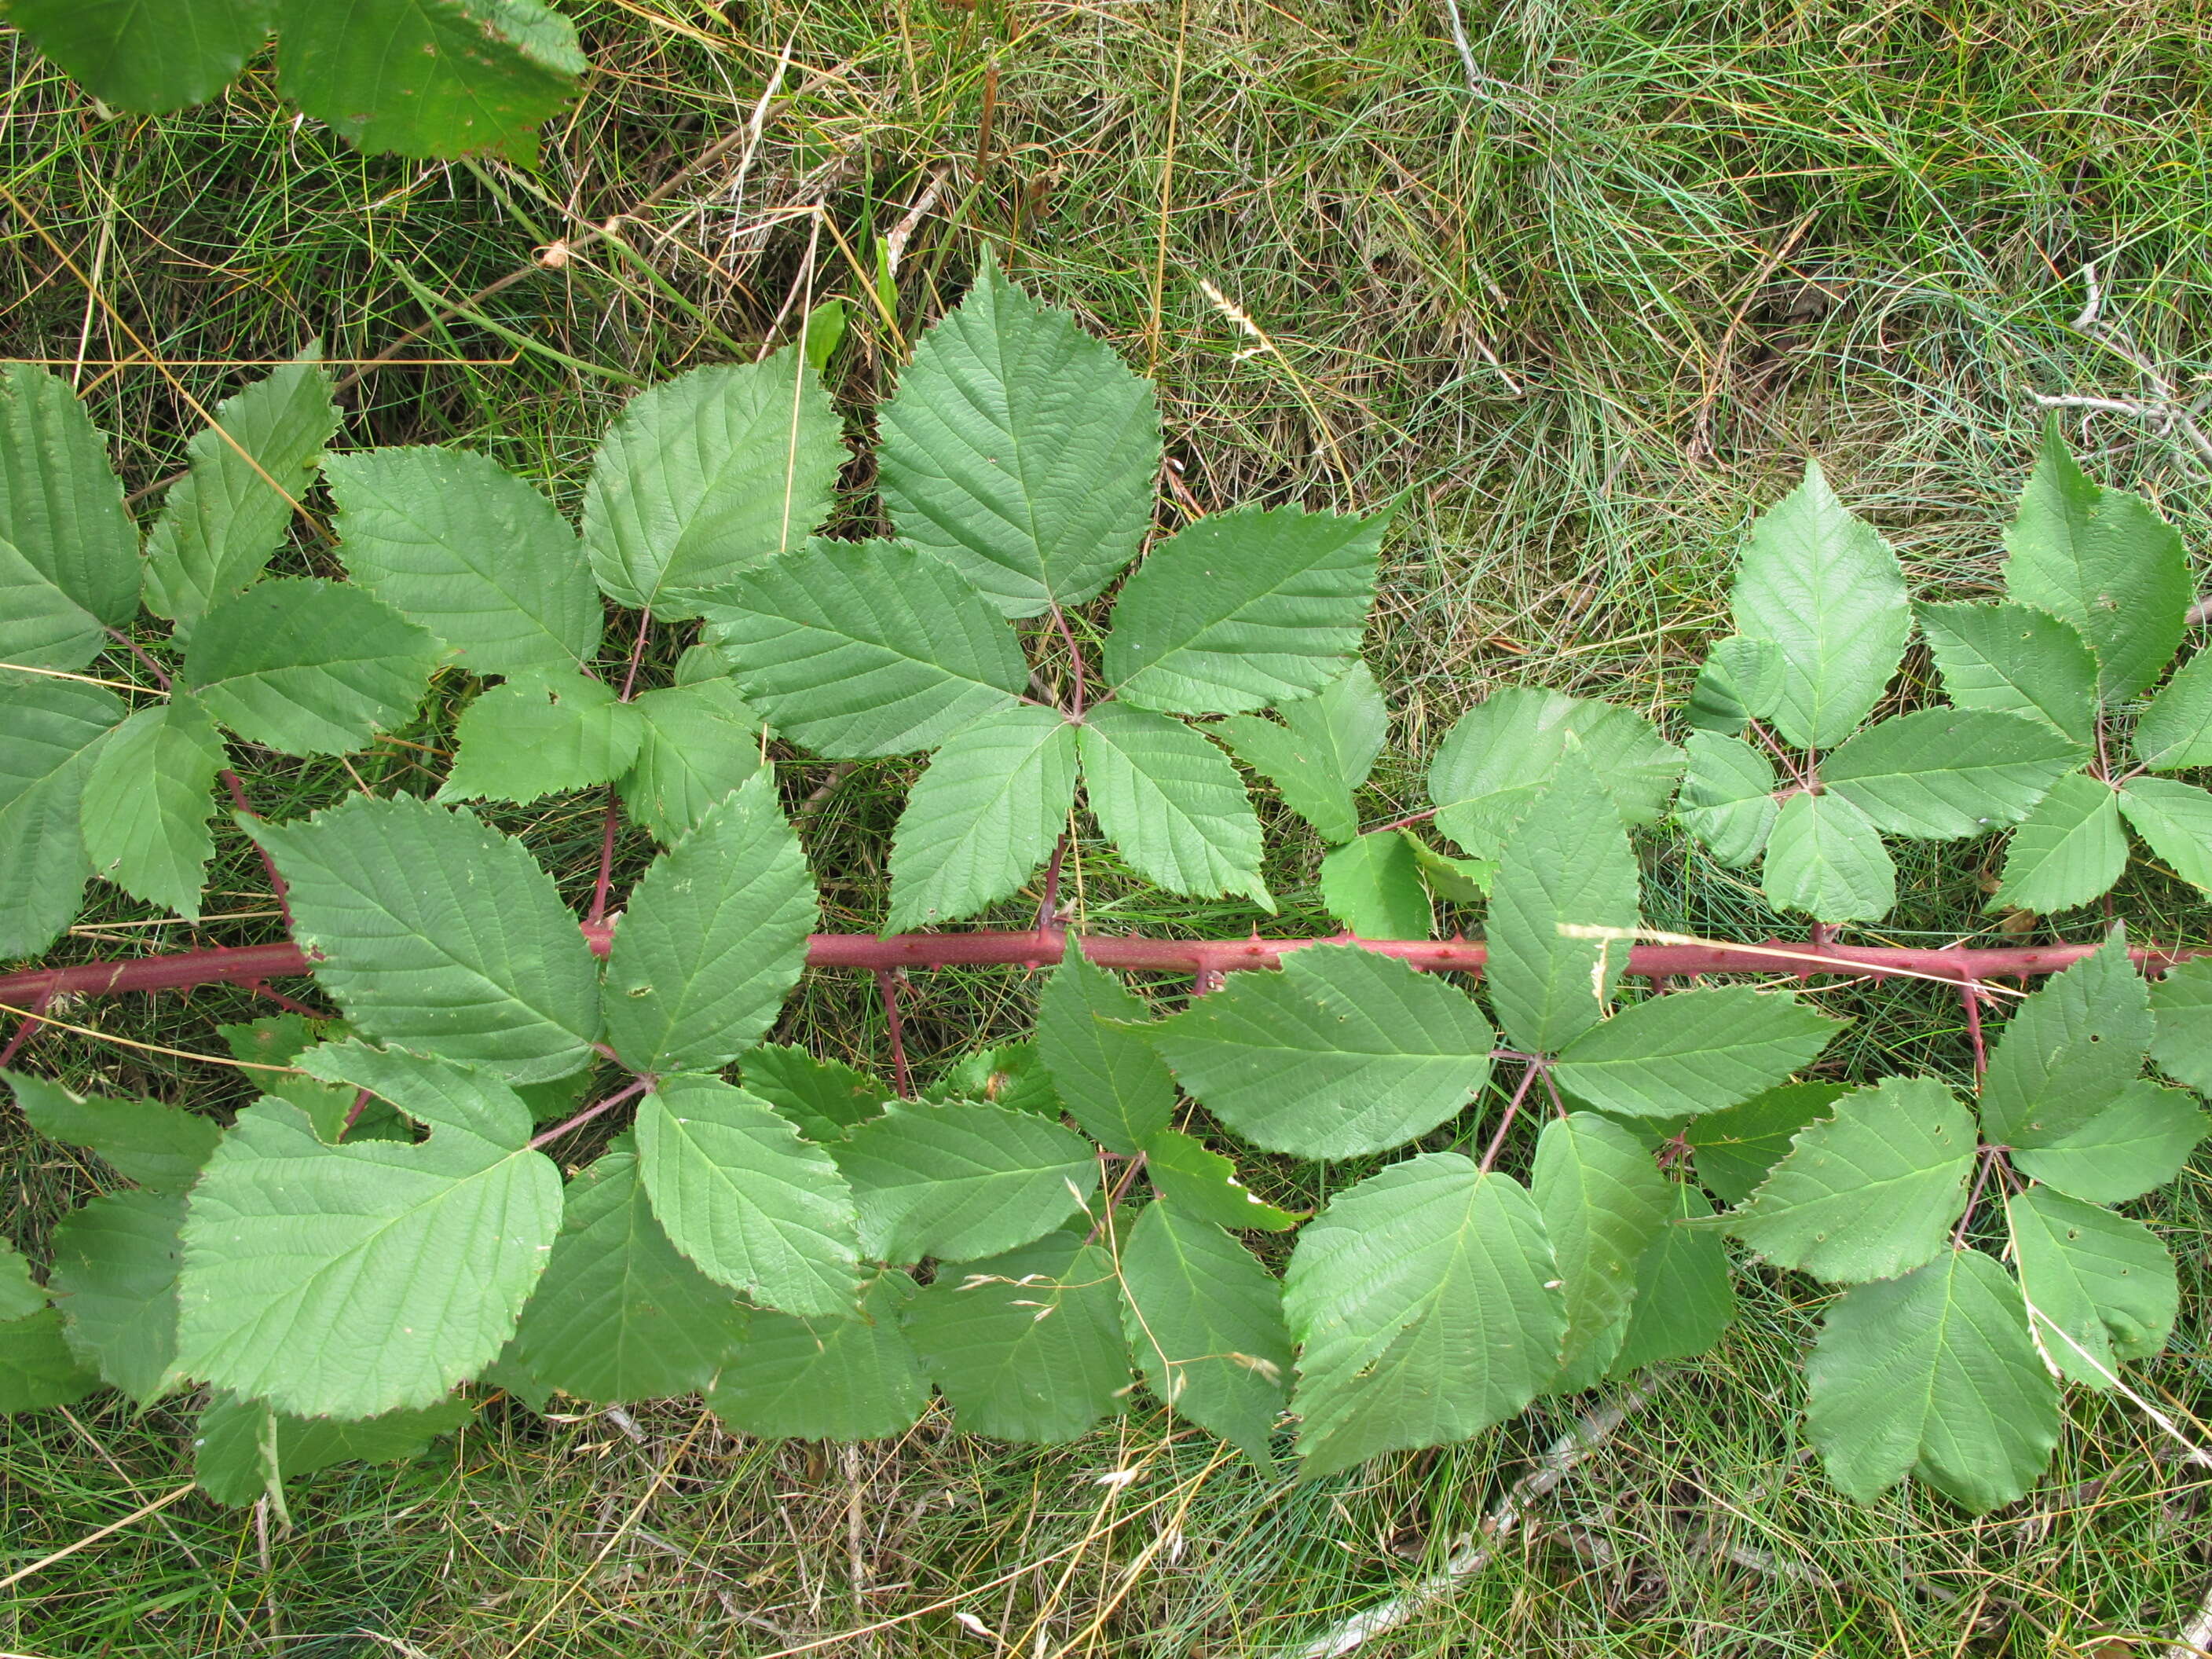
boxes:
[438,673,646,807]
[742,1046,890,1143]
[0,672,123,958]
[1684,1081,1846,1207]
[1915,601,2097,745]
[1820,709,2080,840]
[1551,987,1841,1121]
[1980,934,2151,1148]
[1609,1182,1737,1375]
[2152,957,2212,1095]
[2135,652,2212,771]
[1317,831,1431,939]
[1426,687,1683,861]
[1144,944,1493,1159]
[0,1310,102,1413]
[1761,788,1895,924]
[2010,1081,2207,1204]
[192,1392,474,1510]
[833,1101,1098,1264]
[79,693,227,918]
[709,1269,930,1441]
[1676,732,1778,869]
[887,706,1079,932]
[1805,1248,2058,1513]
[1216,661,1387,844]
[617,679,763,844]
[1404,834,1493,901]
[1141,1129,1298,1232]
[1077,702,1270,906]
[2119,776,2212,892]
[2006,1187,2176,1387]
[9,1071,222,1191]
[48,1188,185,1405]
[1684,635,1784,735]
[1035,942,1177,1154]
[1993,773,2126,914]
[1533,1112,1671,1391]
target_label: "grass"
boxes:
[4,0,2212,1652]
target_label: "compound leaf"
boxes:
[2012,1080,2207,1205]
[1076,701,1269,906]
[2006,1187,2176,1387]
[1676,731,1778,868]
[1141,1129,1298,1232]
[1762,788,1895,925]
[1553,987,1840,1121]
[48,1187,185,1404]
[1533,1112,1671,1390]
[709,1269,929,1441]
[1035,941,1177,1153]
[0,672,121,958]
[79,693,227,918]
[833,1101,1098,1265]
[9,1072,222,1191]
[2136,651,2212,771]
[1993,773,2126,914]
[1684,1081,1846,1207]
[1915,601,2097,745]
[192,1391,474,1509]
[1609,1181,1737,1375]
[1426,687,1683,862]
[741,1046,888,1144]
[1821,709,2080,840]
[1216,661,1387,844]
[1980,934,2151,1148]
[617,678,763,844]
[887,705,1078,932]
[2119,776,2212,892]
[1317,830,1431,939]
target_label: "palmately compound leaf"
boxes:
[1426,687,1684,862]
[1914,601,2098,745]
[602,775,815,1075]
[1076,701,1270,906]
[500,1142,747,1404]
[192,1391,474,1510]
[2001,424,2190,703]
[1120,1200,1291,1467]
[1104,506,1383,716]
[1609,1181,1737,1375]
[1284,1154,1564,1478]
[9,1071,222,1190]
[2135,651,2212,771]
[185,577,440,757]
[1820,709,2080,840]
[0,1307,104,1413]
[79,694,227,918]
[618,678,763,844]
[906,1229,1128,1444]
[438,673,643,806]
[832,1101,1097,1264]
[9,0,272,115]
[2119,776,2212,893]
[1141,1129,1299,1232]
[581,353,843,617]
[709,1269,930,1441]
[2006,1187,2176,1389]
[0,671,121,958]
[1979,934,2150,1148]
[634,1075,862,1320]
[1729,461,1910,749]
[1145,944,1493,1159]
[247,794,602,1083]
[1216,661,1388,845]
[741,1046,889,1144]
[2011,1081,2207,1204]
[1676,732,1778,869]
[703,540,1029,759]
[177,1042,561,1418]
[1485,745,1639,1056]
[1035,941,1177,1153]
[1761,788,1895,925]
[1551,987,1841,1121]
[0,364,139,663]
[1684,635,1784,735]
[1714,1076,1975,1284]
[48,1188,185,1405]
[2152,957,2212,1095]
[1317,831,1432,939]
[1993,773,2126,914]
[876,256,1161,618]
[887,705,1079,932]
[1684,1081,1846,1207]
[327,445,602,677]
[1805,1248,2059,1513]
[143,353,339,635]
[1533,1113,1671,1391]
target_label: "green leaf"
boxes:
[1915,601,2097,745]
[0,533,104,670]
[1216,661,1387,844]
[928,1043,1060,1119]
[0,363,139,664]
[1145,944,1493,1159]
[1684,1082,1846,1207]
[1551,987,1841,1121]
[1284,1154,1564,1478]
[327,445,602,677]
[2013,1080,2207,1203]
[501,1143,748,1404]
[617,678,763,844]
[709,1270,930,1441]
[0,1242,44,1323]
[1714,1076,1975,1284]
[0,671,122,958]
[703,540,1029,759]
[580,353,843,617]
[9,1071,222,1191]
[1104,506,1382,715]
[193,1392,474,1509]
[887,706,1078,932]
[2119,776,2212,892]
[1485,745,1640,1055]
[1676,732,1778,868]
[601,777,813,1075]
[1120,1200,1291,1466]
[438,674,643,806]
[832,1101,1097,1264]
[1729,461,1910,748]
[2001,424,2190,702]
[634,1075,861,1320]
[219,1014,408,1143]
[1318,831,1431,939]
[1141,1129,1298,1232]
[1404,834,1493,901]
[1805,1249,2059,1513]
[1993,773,2126,914]
[2135,652,2212,770]
[275,0,584,163]
[143,354,340,635]
[1685,635,1785,735]
[800,298,848,374]
[1821,709,2080,840]
[1426,687,1684,862]
[0,1310,101,1413]
[1035,941,1177,1153]
[1533,1112,1671,1390]
[1761,788,1895,924]
[906,1229,1128,1443]
[247,795,602,1083]
[1609,1181,1737,1375]
[1076,701,1270,906]
[7,0,271,114]
[48,1188,185,1404]
[741,1046,888,1143]
[877,257,1161,618]
[176,1042,562,1417]
[79,693,227,917]
[1980,934,2150,1148]
[185,577,439,757]
[2152,957,2212,1095]
[2006,1188,2176,1388]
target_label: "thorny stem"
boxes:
[1954,1146,2003,1248]
[1960,980,1988,1080]
[1481,1060,1543,1173]
[1745,720,1815,790]
[1361,804,1442,836]
[877,969,911,1097]
[219,769,292,930]
[1050,606,1087,716]
[1036,833,1069,937]
[0,987,54,1068]
[529,1075,653,1152]
[247,981,325,1020]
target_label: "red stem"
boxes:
[1481,1060,1542,1173]
[877,969,911,1097]
[1961,981,1988,1080]
[220,769,293,930]
[529,1075,653,1152]
[0,987,54,1068]
[586,787,622,928]
[1051,606,1086,717]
